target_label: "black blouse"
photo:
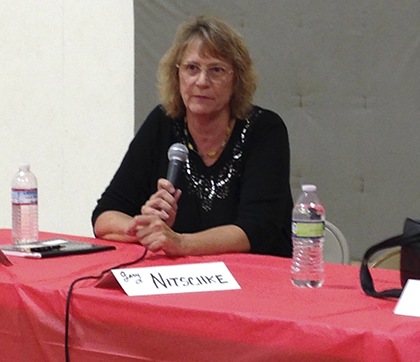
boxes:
[92,105,293,257]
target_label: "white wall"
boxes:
[0,1,134,237]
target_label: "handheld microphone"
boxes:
[166,143,189,188]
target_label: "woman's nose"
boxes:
[195,69,211,85]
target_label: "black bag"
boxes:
[360,218,420,298]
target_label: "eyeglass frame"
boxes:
[176,62,234,83]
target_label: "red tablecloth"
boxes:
[0,229,419,362]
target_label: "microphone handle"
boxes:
[166,159,184,188]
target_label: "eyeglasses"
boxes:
[176,62,233,83]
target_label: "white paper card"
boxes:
[111,261,241,296]
[394,279,420,318]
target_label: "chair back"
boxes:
[369,247,401,270]
[324,220,350,264]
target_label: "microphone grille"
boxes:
[167,143,189,162]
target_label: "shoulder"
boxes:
[134,105,180,139]
[244,106,288,139]
[249,106,286,127]
[140,105,173,129]
[129,105,177,150]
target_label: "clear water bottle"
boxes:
[12,164,39,244]
[291,184,325,288]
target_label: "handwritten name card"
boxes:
[112,261,241,296]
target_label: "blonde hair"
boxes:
[158,15,257,119]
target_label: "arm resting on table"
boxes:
[179,225,251,256]
[94,210,139,242]
[95,211,251,256]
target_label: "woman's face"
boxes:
[178,39,234,119]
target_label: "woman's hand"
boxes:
[140,178,182,228]
[126,215,187,256]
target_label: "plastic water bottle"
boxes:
[12,164,39,244]
[291,184,325,288]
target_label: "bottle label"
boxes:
[12,189,38,205]
[292,221,324,238]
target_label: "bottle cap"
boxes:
[302,184,317,192]
[19,163,30,172]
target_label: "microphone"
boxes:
[166,143,189,188]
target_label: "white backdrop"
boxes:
[0,1,134,237]
[134,0,420,260]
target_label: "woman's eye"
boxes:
[185,64,200,73]
[210,66,225,74]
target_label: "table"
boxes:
[1,229,419,362]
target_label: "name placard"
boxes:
[111,261,241,296]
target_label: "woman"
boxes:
[92,15,293,257]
